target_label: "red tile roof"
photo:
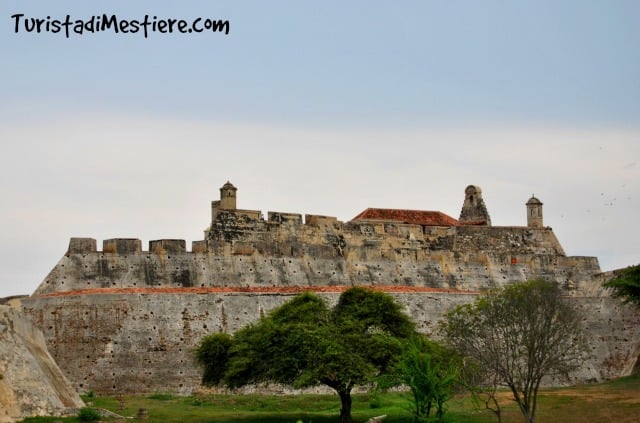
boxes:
[351,208,460,226]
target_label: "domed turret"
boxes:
[210,181,238,225]
[219,181,237,210]
[526,195,543,227]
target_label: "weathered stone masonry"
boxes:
[0,305,84,422]
[20,182,640,394]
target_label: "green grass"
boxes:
[19,374,639,423]
[83,392,416,423]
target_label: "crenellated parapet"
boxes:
[34,182,592,297]
[36,217,592,298]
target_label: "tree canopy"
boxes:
[440,279,587,423]
[603,264,640,307]
[196,287,417,423]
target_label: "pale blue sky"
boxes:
[1,1,639,297]
[3,1,639,126]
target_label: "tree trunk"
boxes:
[517,400,534,423]
[338,388,353,423]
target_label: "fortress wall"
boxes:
[23,292,333,394]
[33,246,601,297]
[23,183,636,396]
[572,297,640,379]
[20,289,640,394]
[205,214,567,257]
[451,226,566,255]
[0,305,84,421]
[26,212,619,395]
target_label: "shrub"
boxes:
[369,395,382,409]
[77,407,101,421]
[148,392,174,400]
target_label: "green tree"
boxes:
[604,264,640,307]
[440,279,587,423]
[196,288,416,423]
[194,333,233,385]
[393,335,460,423]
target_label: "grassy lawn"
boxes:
[20,374,639,423]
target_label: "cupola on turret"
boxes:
[526,195,543,228]
[219,181,237,210]
[211,181,238,223]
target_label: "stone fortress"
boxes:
[18,182,640,394]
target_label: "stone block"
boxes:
[67,238,97,254]
[191,240,208,253]
[267,212,303,225]
[149,239,186,254]
[305,214,338,226]
[102,239,142,254]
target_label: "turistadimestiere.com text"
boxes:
[10,13,230,38]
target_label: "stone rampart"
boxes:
[23,222,633,395]
[19,182,640,395]
[34,219,592,297]
[20,286,640,395]
[0,305,84,422]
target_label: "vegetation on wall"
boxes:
[604,264,640,307]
